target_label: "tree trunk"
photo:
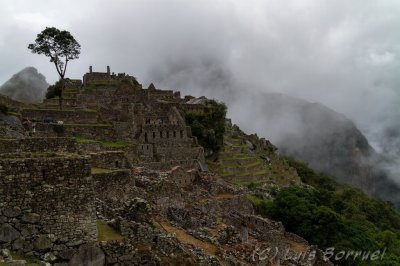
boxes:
[59,77,65,110]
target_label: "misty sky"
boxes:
[0,0,399,153]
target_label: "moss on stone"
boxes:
[96,220,124,242]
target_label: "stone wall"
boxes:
[0,137,77,154]
[155,146,204,162]
[42,98,77,108]
[21,109,98,123]
[137,144,154,160]
[0,95,26,112]
[90,151,130,169]
[147,89,181,102]
[139,125,191,144]
[181,103,208,113]
[141,159,199,171]
[168,166,197,187]
[35,123,116,140]
[77,88,118,109]
[0,154,97,258]
[83,69,137,87]
[93,170,133,206]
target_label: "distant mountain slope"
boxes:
[229,92,400,206]
[0,67,48,103]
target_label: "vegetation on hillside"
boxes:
[251,158,400,265]
[0,104,8,115]
[185,100,227,153]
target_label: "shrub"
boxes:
[0,104,8,115]
[185,99,227,153]
[46,81,62,99]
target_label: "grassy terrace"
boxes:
[75,137,130,147]
[91,167,114,174]
[209,124,301,188]
[67,123,109,127]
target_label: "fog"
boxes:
[0,67,48,103]
[0,0,399,182]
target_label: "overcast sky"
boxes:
[0,0,399,152]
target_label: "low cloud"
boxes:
[0,0,399,184]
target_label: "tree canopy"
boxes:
[28,27,80,108]
[28,27,80,79]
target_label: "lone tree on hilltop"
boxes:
[28,27,80,109]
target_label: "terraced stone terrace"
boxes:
[208,121,300,188]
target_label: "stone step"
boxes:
[220,157,256,165]
[64,88,80,93]
[220,169,270,182]
[62,92,79,96]
[221,161,264,173]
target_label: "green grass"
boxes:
[96,220,124,242]
[219,155,252,161]
[7,111,20,116]
[232,178,267,186]
[10,252,37,264]
[75,137,98,143]
[246,193,265,206]
[91,167,114,174]
[75,137,130,148]
[66,123,111,127]
[244,161,261,168]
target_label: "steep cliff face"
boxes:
[0,67,48,103]
[230,92,400,206]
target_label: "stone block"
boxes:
[0,224,20,243]
[3,206,21,218]
[68,244,105,266]
[34,235,52,252]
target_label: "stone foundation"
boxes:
[0,153,97,259]
[0,137,77,154]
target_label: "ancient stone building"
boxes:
[82,66,138,87]
[27,66,205,170]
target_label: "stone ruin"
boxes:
[0,67,332,265]
[22,66,206,171]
